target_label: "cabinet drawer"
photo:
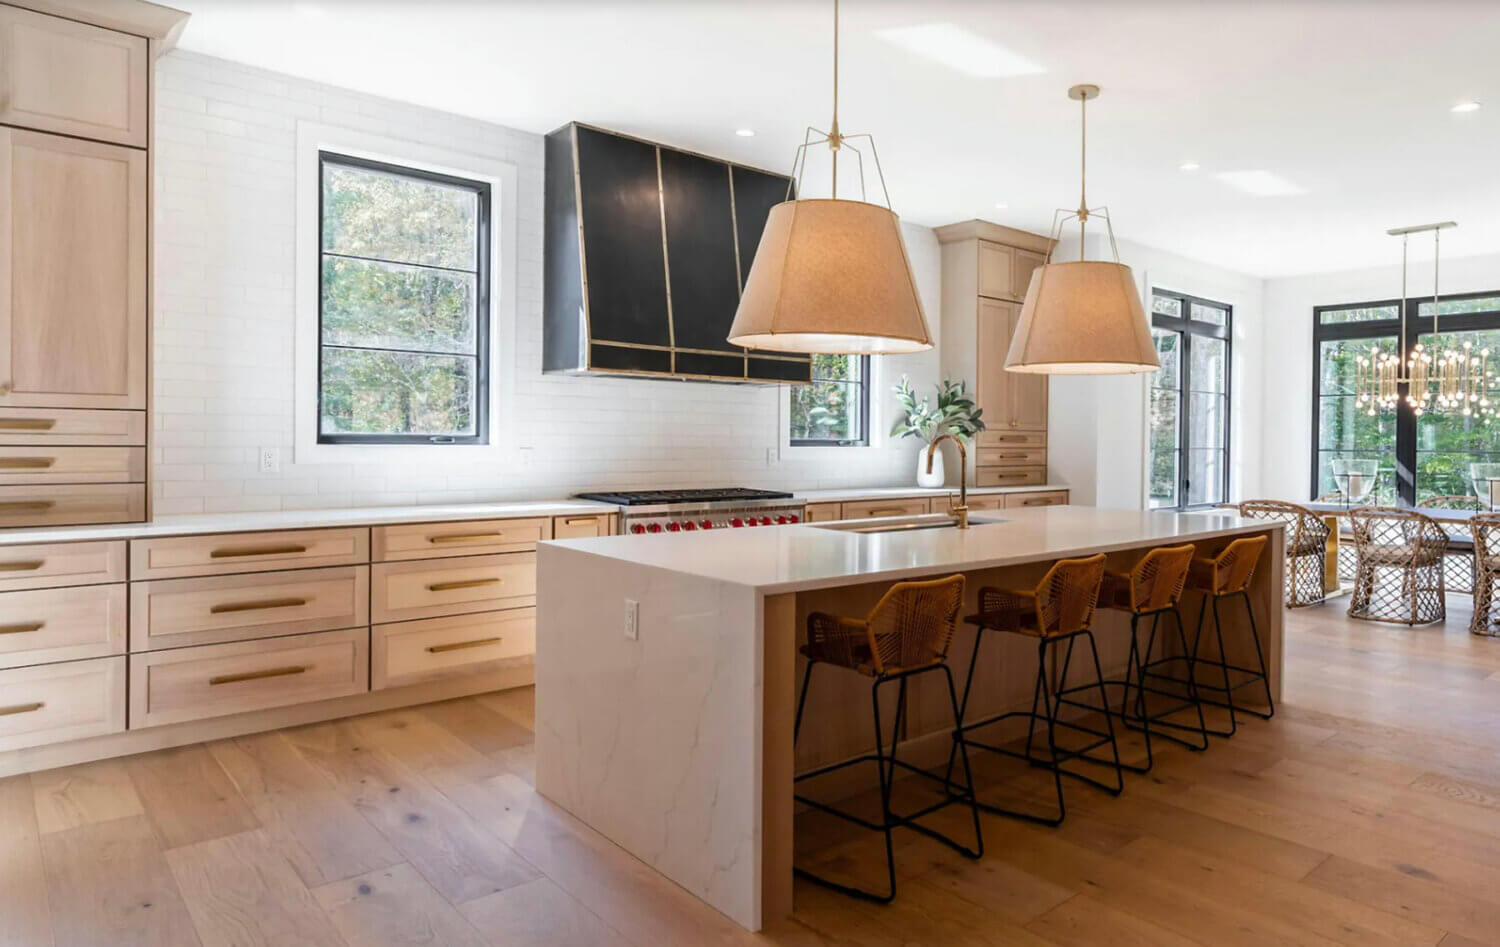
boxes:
[0,540,125,592]
[373,518,550,561]
[373,609,535,690]
[129,628,368,730]
[977,447,1046,467]
[963,495,1008,512]
[0,6,148,147]
[130,528,370,579]
[839,498,930,521]
[0,446,143,484]
[551,514,612,539]
[0,484,143,528]
[976,467,1046,487]
[1006,491,1069,509]
[0,583,126,668]
[804,502,843,523]
[130,566,369,651]
[977,430,1046,449]
[372,553,535,623]
[0,657,125,752]
[0,408,145,446]
[977,241,1015,299]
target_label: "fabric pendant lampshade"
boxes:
[726,198,933,355]
[1004,260,1159,374]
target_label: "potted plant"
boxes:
[889,376,986,487]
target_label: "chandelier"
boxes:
[1355,222,1491,419]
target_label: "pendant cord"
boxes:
[830,0,839,199]
[1434,228,1441,340]
[1400,233,1408,364]
[1078,91,1087,260]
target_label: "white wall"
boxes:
[1260,250,1500,502]
[152,52,941,514]
[1044,235,1268,509]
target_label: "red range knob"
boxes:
[775,515,788,524]
[759,517,772,525]
[730,518,743,527]
[700,520,714,529]
[788,514,800,523]
[630,524,646,534]
[682,521,696,531]
[647,523,663,533]
[666,522,681,532]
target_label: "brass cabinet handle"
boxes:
[1023,498,1055,506]
[428,532,502,544]
[0,560,43,572]
[209,597,308,614]
[0,622,42,635]
[427,577,501,592]
[0,501,53,512]
[426,636,502,654]
[210,544,307,558]
[563,518,597,526]
[993,453,1030,460]
[0,701,43,716]
[868,508,911,517]
[0,457,54,469]
[0,418,54,431]
[209,665,308,686]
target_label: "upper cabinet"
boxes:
[0,5,149,148]
[544,123,810,384]
[0,128,146,409]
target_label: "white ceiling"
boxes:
[173,0,1500,279]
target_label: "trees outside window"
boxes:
[1149,290,1231,510]
[790,354,870,446]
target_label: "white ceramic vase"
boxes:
[916,444,945,488]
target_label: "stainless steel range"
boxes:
[574,488,805,535]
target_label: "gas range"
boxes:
[574,488,805,535]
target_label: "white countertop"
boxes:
[543,505,1278,595]
[797,483,1065,502]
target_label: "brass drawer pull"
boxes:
[427,578,502,592]
[210,544,307,559]
[0,418,55,431]
[0,501,53,512]
[563,518,597,526]
[1023,499,1055,506]
[0,560,43,572]
[428,532,503,544]
[0,457,54,469]
[0,701,43,716]
[868,508,911,517]
[0,622,42,635]
[210,665,308,686]
[427,636,502,654]
[993,453,1029,460]
[210,597,308,614]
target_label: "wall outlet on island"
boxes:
[623,599,639,641]
[257,447,280,474]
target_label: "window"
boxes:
[1148,290,1231,509]
[317,152,490,444]
[789,354,871,446]
[1312,292,1500,504]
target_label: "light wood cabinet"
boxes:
[0,656,125,752]
[551,514,614,539]
[129,566,369,651]
[977,241,1014,299]
[976,298,1047,432]
[1013,249,1046,298]
[0,5,148,147]
[839,498,930,521]
[373,517,549,561]
[0,406,145,446]
[131,528,369,580]
[0,483,143,527]
[372,552,536,623]
[373,608,535,690]
[803,502,843,523]
[977,467,1047,487]
[0,539,125,592]
[0,445,143,484]
[0,128,147,410]
[0,582,126,668]
[1005,490,1069,509]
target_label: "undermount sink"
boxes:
[812,514,1006,534]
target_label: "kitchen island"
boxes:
[534,506,1284,930]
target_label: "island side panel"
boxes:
[535,543,765,930]
[761,592,796,925]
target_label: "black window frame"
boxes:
[789,354,872,448]
[316,151,492,446]
[1311,289,1500,504]
[1150,288,1232,511]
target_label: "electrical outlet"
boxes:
[257,447,280,474]
[623,599,639,641]
[765,446,778,467]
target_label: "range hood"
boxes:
[543,123,811,384]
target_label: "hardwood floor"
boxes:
[6,595,1500,945]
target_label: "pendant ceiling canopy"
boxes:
[1005,84,1159,375]
[726,0,932,356]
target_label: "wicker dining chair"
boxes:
[1237,500,1330,607]
[1418,495,1483,596]
[1347,507,1448,625]
[1470,514,1500,636]
[794,574,982,903]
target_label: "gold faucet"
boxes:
[926,435,969,529]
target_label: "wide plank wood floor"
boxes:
[7,596,1500,945]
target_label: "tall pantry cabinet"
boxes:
[0,0,187,526]
[936,220,1053,488]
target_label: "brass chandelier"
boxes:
[1355,222,1492,419]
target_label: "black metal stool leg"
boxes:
[1082,630,1124,794]
[1239,591,1276,720]
[1209,595,1240,736]
[1170,605,1210,749]
[940,664,984,859]
[1036,639,1067,825]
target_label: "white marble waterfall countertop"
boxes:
[544,506,1277,595]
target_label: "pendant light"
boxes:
[726,0,932,355]
[1005,85,1159,374]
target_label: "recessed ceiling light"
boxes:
[735,128,756,137]
[1214,169,1306,197]
[1452,101,1482,113]
[874,22,1045,79]
[1179,161,1200,172]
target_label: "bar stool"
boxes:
[792,574,982,904]
[1072,544,1208,773]
[1144,536,1273,737]
[949,554,1120,827]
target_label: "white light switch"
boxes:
[623,599,639,641]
